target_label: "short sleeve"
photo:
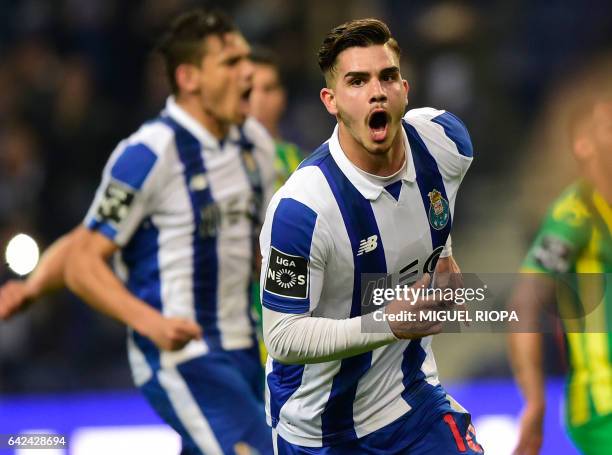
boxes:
[260,197,326,314]
[84,142,159,246]
[522,192,591,274]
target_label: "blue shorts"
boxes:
[140,344,273,455]
[274,410,484,455]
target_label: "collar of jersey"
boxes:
[164,96,241,150]
[328,123,416,201]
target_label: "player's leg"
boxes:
[568,415,612,455]
[174,349,273,454]
[407,411,484,455]
[140,349,272,455]
[139,372,206,454]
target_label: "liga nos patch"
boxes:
[264,247,309,299]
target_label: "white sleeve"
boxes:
[83,140,162,246]
[263,307,396,364]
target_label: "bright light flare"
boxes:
[5,233,40,276]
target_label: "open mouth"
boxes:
[241,87,252,102]
[368,110,389,143]
[239,87,252,117]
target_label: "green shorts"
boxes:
[569,414,612,455]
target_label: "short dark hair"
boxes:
[250,47,285,87]
[250,47,280,69]
[156,8,237,93]
[317,18,401,83]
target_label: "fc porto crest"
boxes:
[428,189,449,230]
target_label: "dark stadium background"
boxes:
[0,1,611,453]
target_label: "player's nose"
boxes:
[369,79,387,104]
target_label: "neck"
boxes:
[589,168,612,203]
[175,94,230,140]
[338,124,405,176]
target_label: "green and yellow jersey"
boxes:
[522,181,612,430]
[273,140,304,190]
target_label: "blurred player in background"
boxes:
[260,18,483,454]
[249,49,304,189]
[0,8,275,455]
[509,95,612,455]
[247,49,304,361]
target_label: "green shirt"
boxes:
[522,181,612,427]
[274,140,304,190]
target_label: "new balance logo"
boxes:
[357,235,378,256]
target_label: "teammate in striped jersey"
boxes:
[259,19,483,454]
[0,9,275,454]
[510,98,612,455]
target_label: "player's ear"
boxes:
[320,87,338,116]
[175,63,200,95]
[573,136,594,161]
[403,79,410,108]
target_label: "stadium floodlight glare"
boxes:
[5,233,40,276]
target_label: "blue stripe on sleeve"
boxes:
[431,111,473,157]
[262,198,318,314]
[110,143,158,189]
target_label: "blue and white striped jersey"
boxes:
[84,97,275,386]
[260,107,473,446]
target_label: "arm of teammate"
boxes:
[64,226,201,351]
[0,228,77,320]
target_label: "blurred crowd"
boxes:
[0,0,611,393]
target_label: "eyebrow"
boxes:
[380,66,400,76]
[343,66,400,79]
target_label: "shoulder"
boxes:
[263,151,340,243]
[103,118,174,189]
[404,107,473,158]
[124,118,178,159]
[521,182,592,273]
[270,165,334,218]
[403,108,473,180]
[548,182,593,230]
